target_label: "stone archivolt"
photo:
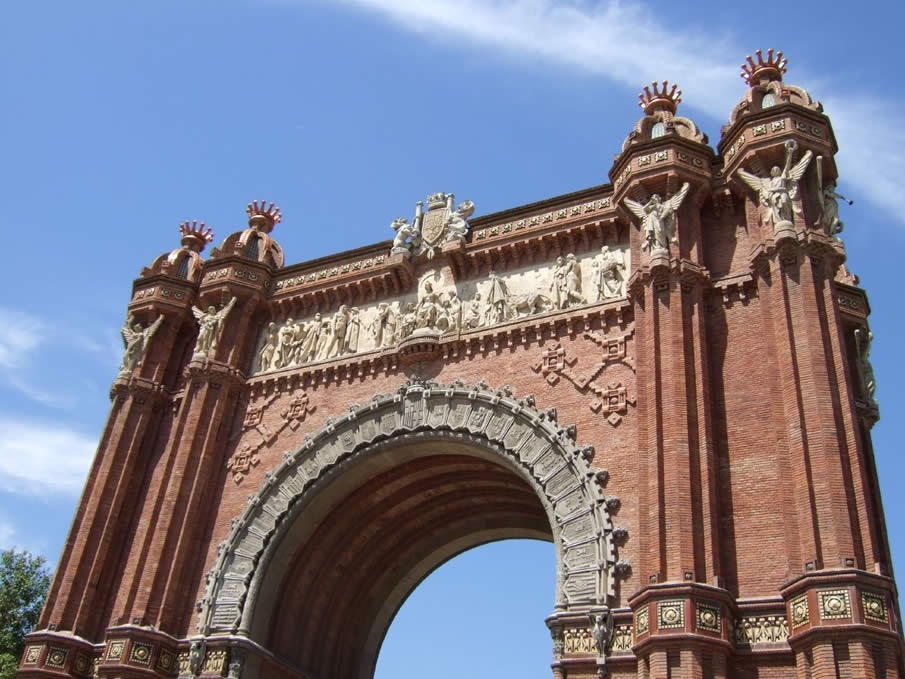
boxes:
[200,379,623,636]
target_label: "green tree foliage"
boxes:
[0,549,50,679]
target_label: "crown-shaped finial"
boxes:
[179,220,214,252]
[740,49,787,85]
[246,200,282,233]
[638,81,682,115]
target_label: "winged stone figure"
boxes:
[119,314,164,375]
[191,296,237,359]
[737,140,813,231]
[624,182,690,253]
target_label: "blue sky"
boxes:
[1,1,903,676]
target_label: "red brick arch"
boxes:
[200,379,622,678]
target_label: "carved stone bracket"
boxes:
[532,331,636,426]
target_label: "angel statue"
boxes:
[191,296,237,359]
[738,139,813,231]
[624,182,690,254]
[816,155,853,237]
[119,313,164,375]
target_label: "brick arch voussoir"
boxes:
[199,378,621,638]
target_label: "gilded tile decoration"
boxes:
[564,627,594,654]
[862,591,889,623]
[177,651,191,675]
[733,615,790,645]
[46,647,68,669]
[23,645,42,664]
[636,607,650,636]
[203,649,229,674]
[790,595,809,628]
[696,603,721,633]
[130,642,152,665]
[818,589,851,620]
[658,600,685,629]
[106,640,126,662]
[611,624,633,652]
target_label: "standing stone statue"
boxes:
[484,270,510,325]
[624,182,690,254]
[592,246,626,300]
[738,140,813,231]
[323,305,351,358]
[390,215,421,256]
[119,314,164,375]
[191,297,237,359]
[371,303,396,348]
[819,181,851,236]
[256,322,278,373]
[854,327,877,408]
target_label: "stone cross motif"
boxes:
[226,443,260,484]
[191,296,237,359]
[738,140,813,232]
[119,314,164,376]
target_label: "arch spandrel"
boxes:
[200,378,624,648]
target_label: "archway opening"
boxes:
[254,438,556,679]
[374,539,555,679]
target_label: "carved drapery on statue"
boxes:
[623,182,690,255]
[737,140,812,232]
[119,314,164,375]
[199,379,626,637]
[192,297,237,360]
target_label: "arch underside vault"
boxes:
[201,379,620,678]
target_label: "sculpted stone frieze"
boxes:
[251,245,630,375]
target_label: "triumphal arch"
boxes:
[20,51,902,678]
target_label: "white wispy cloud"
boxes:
[328,0,902,224]
[0,307,119,408]
[0,310,45,371]
[0,419,96,497]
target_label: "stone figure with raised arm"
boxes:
[119,313,164,375]
[738,139,813,231]
[191,296,237,359]
[390,201,424,256]
[444,195,476,242]
[624,182,690,254]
